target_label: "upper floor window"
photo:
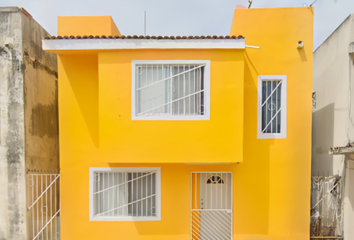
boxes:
[132,60,210,120]
[257,75,287,139]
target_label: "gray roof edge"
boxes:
[314,14,352,53]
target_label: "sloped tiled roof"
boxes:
[44,35,244,40]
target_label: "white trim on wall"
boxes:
[257,75,287,139]
[42,38,245,51]
[131,60,211,121]
[89,167,161,221]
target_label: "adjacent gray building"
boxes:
[313,13,354,240]
[0,7,59,240]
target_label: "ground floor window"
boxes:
[89,167,161,221]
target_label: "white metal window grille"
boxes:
[132,60,210,120]
[206,175,225,184]
[89,167,161,221]
[257,75,287,139]
[27,174,60,240]
[191,172,233,240]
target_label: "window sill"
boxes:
[90,216,161,221]
[132,115,210,121]
[257,132,287,139]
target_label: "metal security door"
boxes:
[27,173,60,240]
[191,172,232,240]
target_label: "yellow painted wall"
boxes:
[98,50,244,163]
[231,7,313,240]
[55,6,313,240]
[57,16,120,36]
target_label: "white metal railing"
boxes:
[261,81,282,108]
[262,108,281,133]
[137,90,205,116]
[27,174,60,240]
[93,171,156,217]
[136,64,205,91]
[262,80,282,133]
[311,176,343,237]
[191,172,233,240]
[192,210,232,240]
[135,64,205,116]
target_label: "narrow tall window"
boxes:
[258,75,287,139]
[89,168,161,221]
[132,60,210,120]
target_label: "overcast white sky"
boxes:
[1,0,354,49]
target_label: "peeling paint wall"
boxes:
[0,7,58,240]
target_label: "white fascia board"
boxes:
[42,38,245,51]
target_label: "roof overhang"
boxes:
[42,38,245,51]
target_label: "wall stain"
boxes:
[22,62,26,107]
[23,50,59,139]
[0,46,8,57]
[23,51,57,77]
[30,102,58,138]
[5,39,24,239]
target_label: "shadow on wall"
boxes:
[298,46,307,62]
[233,50,273,235]
[60,55,99,148]
[312,103,335,176]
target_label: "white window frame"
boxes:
[257,75,287,139]
[89,167,161,221]
[131,60,210,120]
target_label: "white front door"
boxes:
[200,173,231,210]
[191,172,232,240]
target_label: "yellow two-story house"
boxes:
[43,6,313,240]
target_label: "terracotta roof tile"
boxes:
[20,8,33,20]
[44,35,244,40]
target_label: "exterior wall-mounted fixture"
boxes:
[348,42,354,55]
[298,41,304,49]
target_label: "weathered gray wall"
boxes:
[0,7,58,240]
[0,8,27,240]
[313,14,354,239]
